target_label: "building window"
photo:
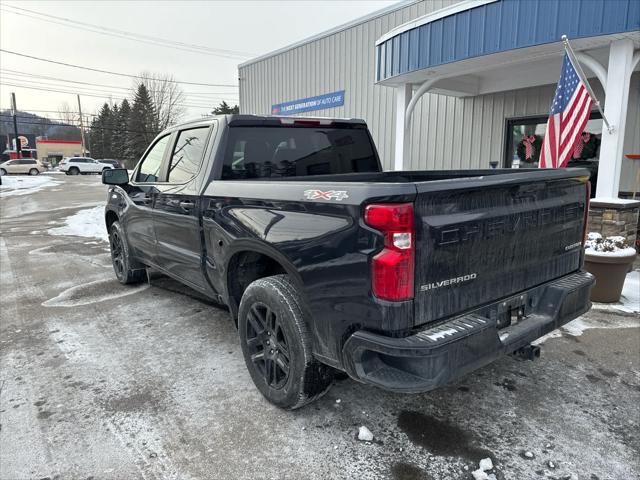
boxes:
[504,111,603,168]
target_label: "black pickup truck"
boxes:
[102,115,594,409]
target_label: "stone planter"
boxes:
[584,251,637,303]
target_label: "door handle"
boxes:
[179,200,195,211]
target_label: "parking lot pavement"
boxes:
[1,175,639,480]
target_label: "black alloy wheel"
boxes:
[110,228,125,279]
[245,302,291,389]
[108,221,146,284]
[238,275,334,409]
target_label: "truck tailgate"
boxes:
[413,172,589,326]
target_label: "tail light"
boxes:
[364,203,414,301]
[582,181,591,245]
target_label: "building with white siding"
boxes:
[238,0,640,198]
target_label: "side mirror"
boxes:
[102,168,129,185]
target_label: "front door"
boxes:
[153,126,212,290]
[125,134,172,264]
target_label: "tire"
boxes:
[69,167,80,175]
[108,221,146,285]
[29,168,39,175]
[238,275,333,409]
[0,168,6,176]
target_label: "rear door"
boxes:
[413,172,589,325]
[126,134,173,264]
[153,124,213,289]
[88,160,100,173]
[16,159,30,174]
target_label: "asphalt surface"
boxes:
[1,174,639,480]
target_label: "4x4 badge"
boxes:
[303,189,349,201]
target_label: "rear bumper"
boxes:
[342,271,594,393]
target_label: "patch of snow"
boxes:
[43,278,148,307]
[586,247,636,257]
[534,313,638,344]
[0,175,61,197]
[585,233,635,255]
[471,469,489,480]
[48,205,108,242]
[479,458,493,471]
[357,426,373,442]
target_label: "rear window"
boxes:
[221,126,379,179]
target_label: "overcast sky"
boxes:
[0,0,397,122]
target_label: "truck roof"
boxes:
[164,114,367,133]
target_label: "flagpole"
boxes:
[561,35,613,134]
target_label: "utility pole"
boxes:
[10,92,21,159]
[77,94,86,156]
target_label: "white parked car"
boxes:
[59,157,114,175]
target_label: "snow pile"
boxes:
[585,233,636,257]
[48,205,108,242]
[0,175,61,197]
[471,457,496,480]
[357,426,373,442]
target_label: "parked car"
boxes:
[0,158,45,175]
[102,115,594,409]
[99,159,124,169]
[59,157,114,175]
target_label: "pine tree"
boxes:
[98,103,113,159]
[109,103,119,159]
[88,115,103,159]
[113,99,131,164]
[127,84,158,162]
[212,100,239,115]
[88,103,113,159]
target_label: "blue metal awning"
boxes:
[376,0,640,85]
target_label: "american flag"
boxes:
[539,53,593,169]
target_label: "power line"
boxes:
[0,75,238,105]
[0,82,237,108]
[0,69,241,97]
[0,108,98,117]
[0,49,239,88]
[1,4,255,59]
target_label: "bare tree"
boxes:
[136,72,186,130]
[57,101,77,125]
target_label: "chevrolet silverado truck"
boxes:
[102,115,594,409]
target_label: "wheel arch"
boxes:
[225,244,303,321]
[105,208,119,231]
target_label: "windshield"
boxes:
[222,126,380,179]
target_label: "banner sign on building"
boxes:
[271,90,345,115]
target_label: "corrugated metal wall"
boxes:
[239,0,640,192]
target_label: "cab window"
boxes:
[167,127,209,183]
[136,135,171,183]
